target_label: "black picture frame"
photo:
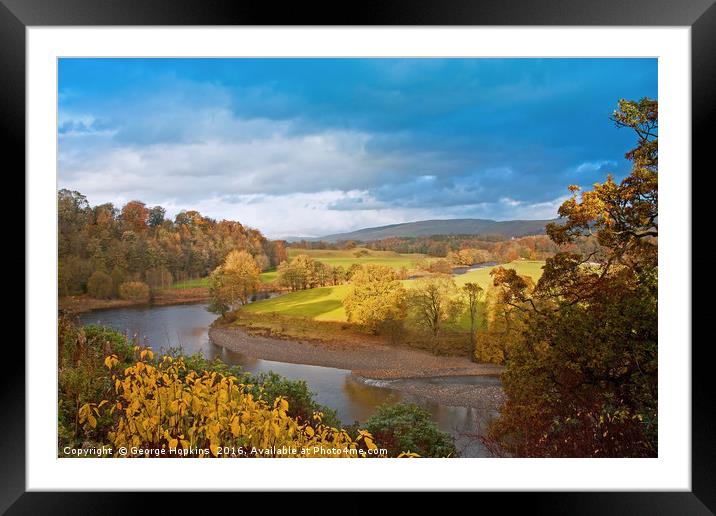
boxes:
[4,0,711,513]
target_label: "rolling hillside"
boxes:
[304,218,556,243]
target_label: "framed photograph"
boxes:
[6,0,711,511]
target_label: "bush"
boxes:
[78,353,384,457]
[118,281,150,302]
[364,403,458,457]
[161,350,340,428]
[248,371,340,428]
[87,271,114,299]
[58,317,135,449]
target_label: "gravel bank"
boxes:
[209,326,504,381]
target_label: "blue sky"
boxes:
[58,58,657,238]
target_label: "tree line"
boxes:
[58,190,288,297]
[288,233,602,264]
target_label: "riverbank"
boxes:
[209,326,504,381]
[59,287,211,314]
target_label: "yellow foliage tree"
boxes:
[342,265,407,335]
[208,250,260,315]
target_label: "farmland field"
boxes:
[453,260,545,288]
[287,247,429,270]
[243,260,546,323]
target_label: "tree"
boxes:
[474,282,531,364]
[461,282,484,361]
[110,266,125,297]
[342,265,407,335]
[147,206,166,228]
[407,276,464,353]
[121,201,149,232]
[207,250,260,315]
[487,98,658,457]
[87,271,113,299]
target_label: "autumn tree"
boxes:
[461,282,484,361]
[474,281,532,364]
[121,201,149,233]
[407,276,464,354]
[343,265,407,335]
[207,250,260,315]
[486,98,658,458]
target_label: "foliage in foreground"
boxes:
[81,352,388,457]
[59,317,421,457]
[362,403,458,458]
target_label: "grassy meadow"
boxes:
[242,259,546,324]
[453,260,545,287]
[287,247,429,269]
[170,269,278,289]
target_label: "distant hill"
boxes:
[292,218,557,243]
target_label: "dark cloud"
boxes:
[57,58,657,235]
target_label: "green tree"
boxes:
[86,270,113,299]
[147,205,166,228]
[342,265,407,335]
[487,98,658,458]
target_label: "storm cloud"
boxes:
[58,58,657,238]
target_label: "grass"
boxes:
[259,269,277,283]
[287,247,429,270]
[242,284,351,321]
[169,277,209,289]
[169,269,278,289]
[243,260,546,324]
[452,259,545,288]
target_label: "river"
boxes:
[80,302,499,457]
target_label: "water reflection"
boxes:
[80,302,496,457]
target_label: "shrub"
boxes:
[87,271,114,299]
[118,281,150,302]
[58,317,135,449]
[364,403,458,457]
[163,351,341,428]
[79,353,387,457]
[248,371,340,428]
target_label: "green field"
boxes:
[169,268,278,289]
[259,269,278,283]
[169,277,209,289]
[243,260,546,323]
[242,284,351,321]
[452,260,545,288]
[287,247,429,270]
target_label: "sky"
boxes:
[58,58,657,238]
